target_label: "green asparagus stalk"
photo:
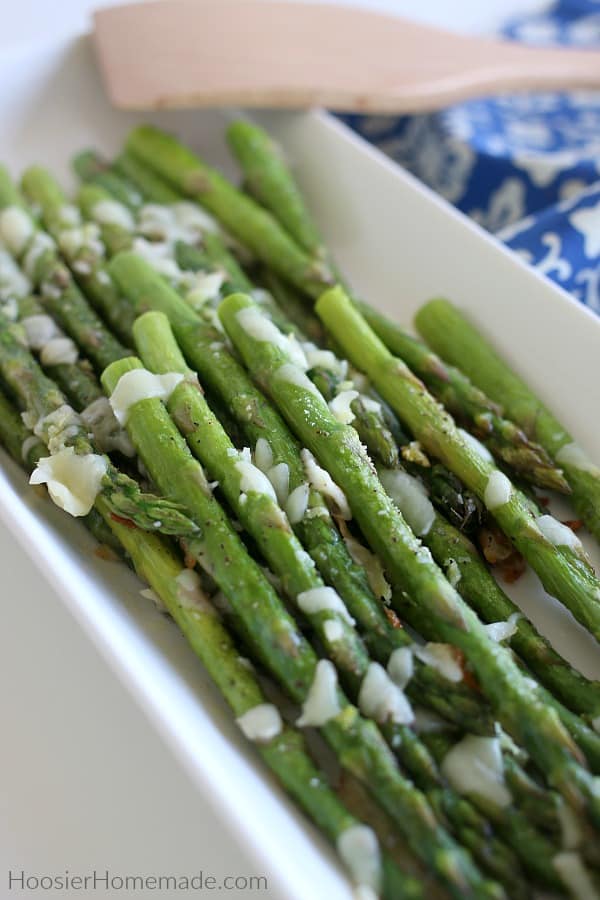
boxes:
[107,252,493,737]
[422,732,572,890]
[72,150,144,211]
[355,301,568,493]
[79,169,479,576]
[0,239,102,410]
[0,168,128,372]
[0,375,420,900]
[379,462,600,727]
[15,293,103,411]
[225,119,568,495]
[113,149,182,205]
[125,125,333,298]
[20,167,136,343]
[76,183,136,258]
[174,235,253,293]
[188,125,600,723]
[90,163,597,724]
[99,355,498,899]
[118,128,510,531]
[217,290,600,831]
[261,268,326,344]
[225,235,600,727]
[318,288,600,646]
[416,298,600,545]
[133,311,535,891]
[0,384,44,468]
[0,384,122,553]
[227,119,325,259]
[0,315,200,540]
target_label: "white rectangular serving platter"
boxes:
[1,32,599,900]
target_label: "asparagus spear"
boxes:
[125,125,333,298]
[74,188,438,712]
[92,172,600,728]
[0,241,102,410]
[20,167,136,343]
[0,315,200,540]
[76,183,136,257]
[14,293,103,411]
[261,268,326,344]
[379,462,600,728]
[175,185,598,729]
[0,384,122,553]
[354,302,568,493]
[108,251,494,736]
[174,235,253,293]
[17,179,516,884]
[0,381,416,900]
[113,149,182,205]
[0,168,128,372]
[133,311,535,891]
[0,384,45,468]
[225,119,567,495]
[118,127,513,533]
[318,288,600,646]
[227,119,324,258]
[72,150,144,211]
[416,298,600,546]
[217,291,600,830]
[99,358,497,899]
[204,122,600,726]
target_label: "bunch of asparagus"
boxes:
[0,118,599,899]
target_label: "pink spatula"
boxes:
[93,0,600,113]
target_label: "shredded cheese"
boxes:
[358,662,414,725]
[484,470,513,510]
[337,826,382,894]
[254,437,273,473]
[266,462,290,506]
[441,735,511,808]
[236,306,308,369]
[413,643,463,682]
[378,468,435,536]
[30,446,107,516]
[536,514,582,550]
[236,703,283,743]
[235,458,277,502]
[329,389,359,424]
[275,362,326,402]
[285,483,310,524]
[0,206,34,254]
[297,586,354,625]
[91,199,135,230]
[297,660,341,727]
[80,396,135,457]
[485,612,521,643]
[301,449,351,520]
[109,369,184,425]
[40,336,79,366]
[387,647,414,689]
[556,442,600,476]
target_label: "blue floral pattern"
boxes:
[340,0,600,313]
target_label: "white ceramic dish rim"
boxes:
[1,31,599,900]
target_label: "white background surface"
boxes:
[0,2,550,898]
